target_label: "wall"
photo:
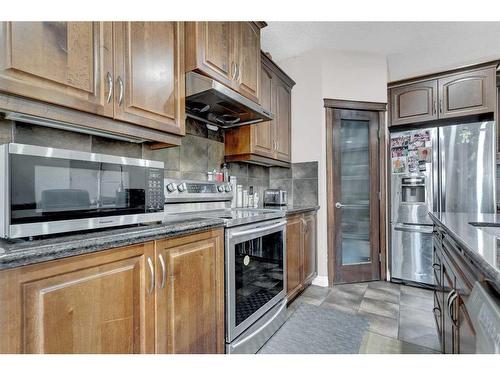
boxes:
[388,45,500,82]
[269,162,318,207]
[277,49,388,285]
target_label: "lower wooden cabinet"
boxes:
[433,226,477,354]
[286,211,317,302]
[0,228,224,354]
[155,229,224,354]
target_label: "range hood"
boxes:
[185,72,273,129]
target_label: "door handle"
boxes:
[117,76,124,106]
[335,202,344,209]
[147,257,155,295]
[106,72,113,103]
[158,253,166,289]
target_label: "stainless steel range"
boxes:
[164,179,287,354]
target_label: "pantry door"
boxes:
[325,100,386,285]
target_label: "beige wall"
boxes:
[278,49,388,284]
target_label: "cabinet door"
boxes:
[0,22,113,116]
[302,213,317,285]
[0,243,155,353]
[235,22,260,103]
[113,22,185,134]
[438,67,496,119]
[186,22,235,88]
[156,230,224,354]
[442,262,455,354]
[274,81,292,161]
[390,80,438,126]
[286,215,303,301]
[252,63,274,158]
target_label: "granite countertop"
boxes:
[0,217,225,271]
[429,212,500,291]
[266,205,320,214]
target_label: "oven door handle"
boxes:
[228,221,286,239]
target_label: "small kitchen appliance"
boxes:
[264,189,288,206]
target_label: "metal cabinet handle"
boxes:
[231,62,237,80]
[236,63,240,80]
[147,257,155,295]
[117,76,124,106]
[106,72,113,103]
[439,99,443,114]
[158,253,166,289]
[449,291,458,327]
[432,100,436,115]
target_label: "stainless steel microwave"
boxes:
[0,143,165,239]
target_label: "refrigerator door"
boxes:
[440,121,496,214]
[390,128,438,225]
[391,223,434,285]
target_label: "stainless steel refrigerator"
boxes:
[390,121,496,286]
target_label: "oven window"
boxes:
[234,230,284,326]
[10,154,149,224]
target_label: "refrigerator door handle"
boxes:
[394,224,434,234]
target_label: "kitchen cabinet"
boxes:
[155,229,224,354]
[0,22,114,117]
[0,21,185,145]
[390,80,438,126]
[432,225,478,354]
[286,214,303,301]
[302,212,317,285]
[0,228,224,354]
[286,211,318,302]
[0,242,156,354]
[225,52,295,167]
[113,22,185,135]
[438,67,496,119]
[185,21,263,103]
[388,64,497,127]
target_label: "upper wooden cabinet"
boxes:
[390,80,438,126]
[0,21,185,144]
[0,22,114,117]
[113,22,185,135]
[234,22,260,102]
[389,64,497,127]
[185,22,262,103]
[225,52,295,167]
[438,67,496,119]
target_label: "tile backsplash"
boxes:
[0,119,319,208]
[269,162,319,207]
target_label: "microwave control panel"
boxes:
[146,168,164,211]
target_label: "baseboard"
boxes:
[312,275,329,287]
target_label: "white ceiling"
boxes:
[261,21,500,66]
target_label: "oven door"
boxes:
[225,219,286,342]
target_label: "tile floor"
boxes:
[287,281,441,354]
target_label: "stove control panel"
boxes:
[164,179,233,203]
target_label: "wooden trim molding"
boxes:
[324,98,387,112]
[388,60,500,88]
[325,102,388,285]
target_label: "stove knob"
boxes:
[177,182,187,192]
[166,183,176,193]
[217,185,225,193]
[224,184,232,193]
